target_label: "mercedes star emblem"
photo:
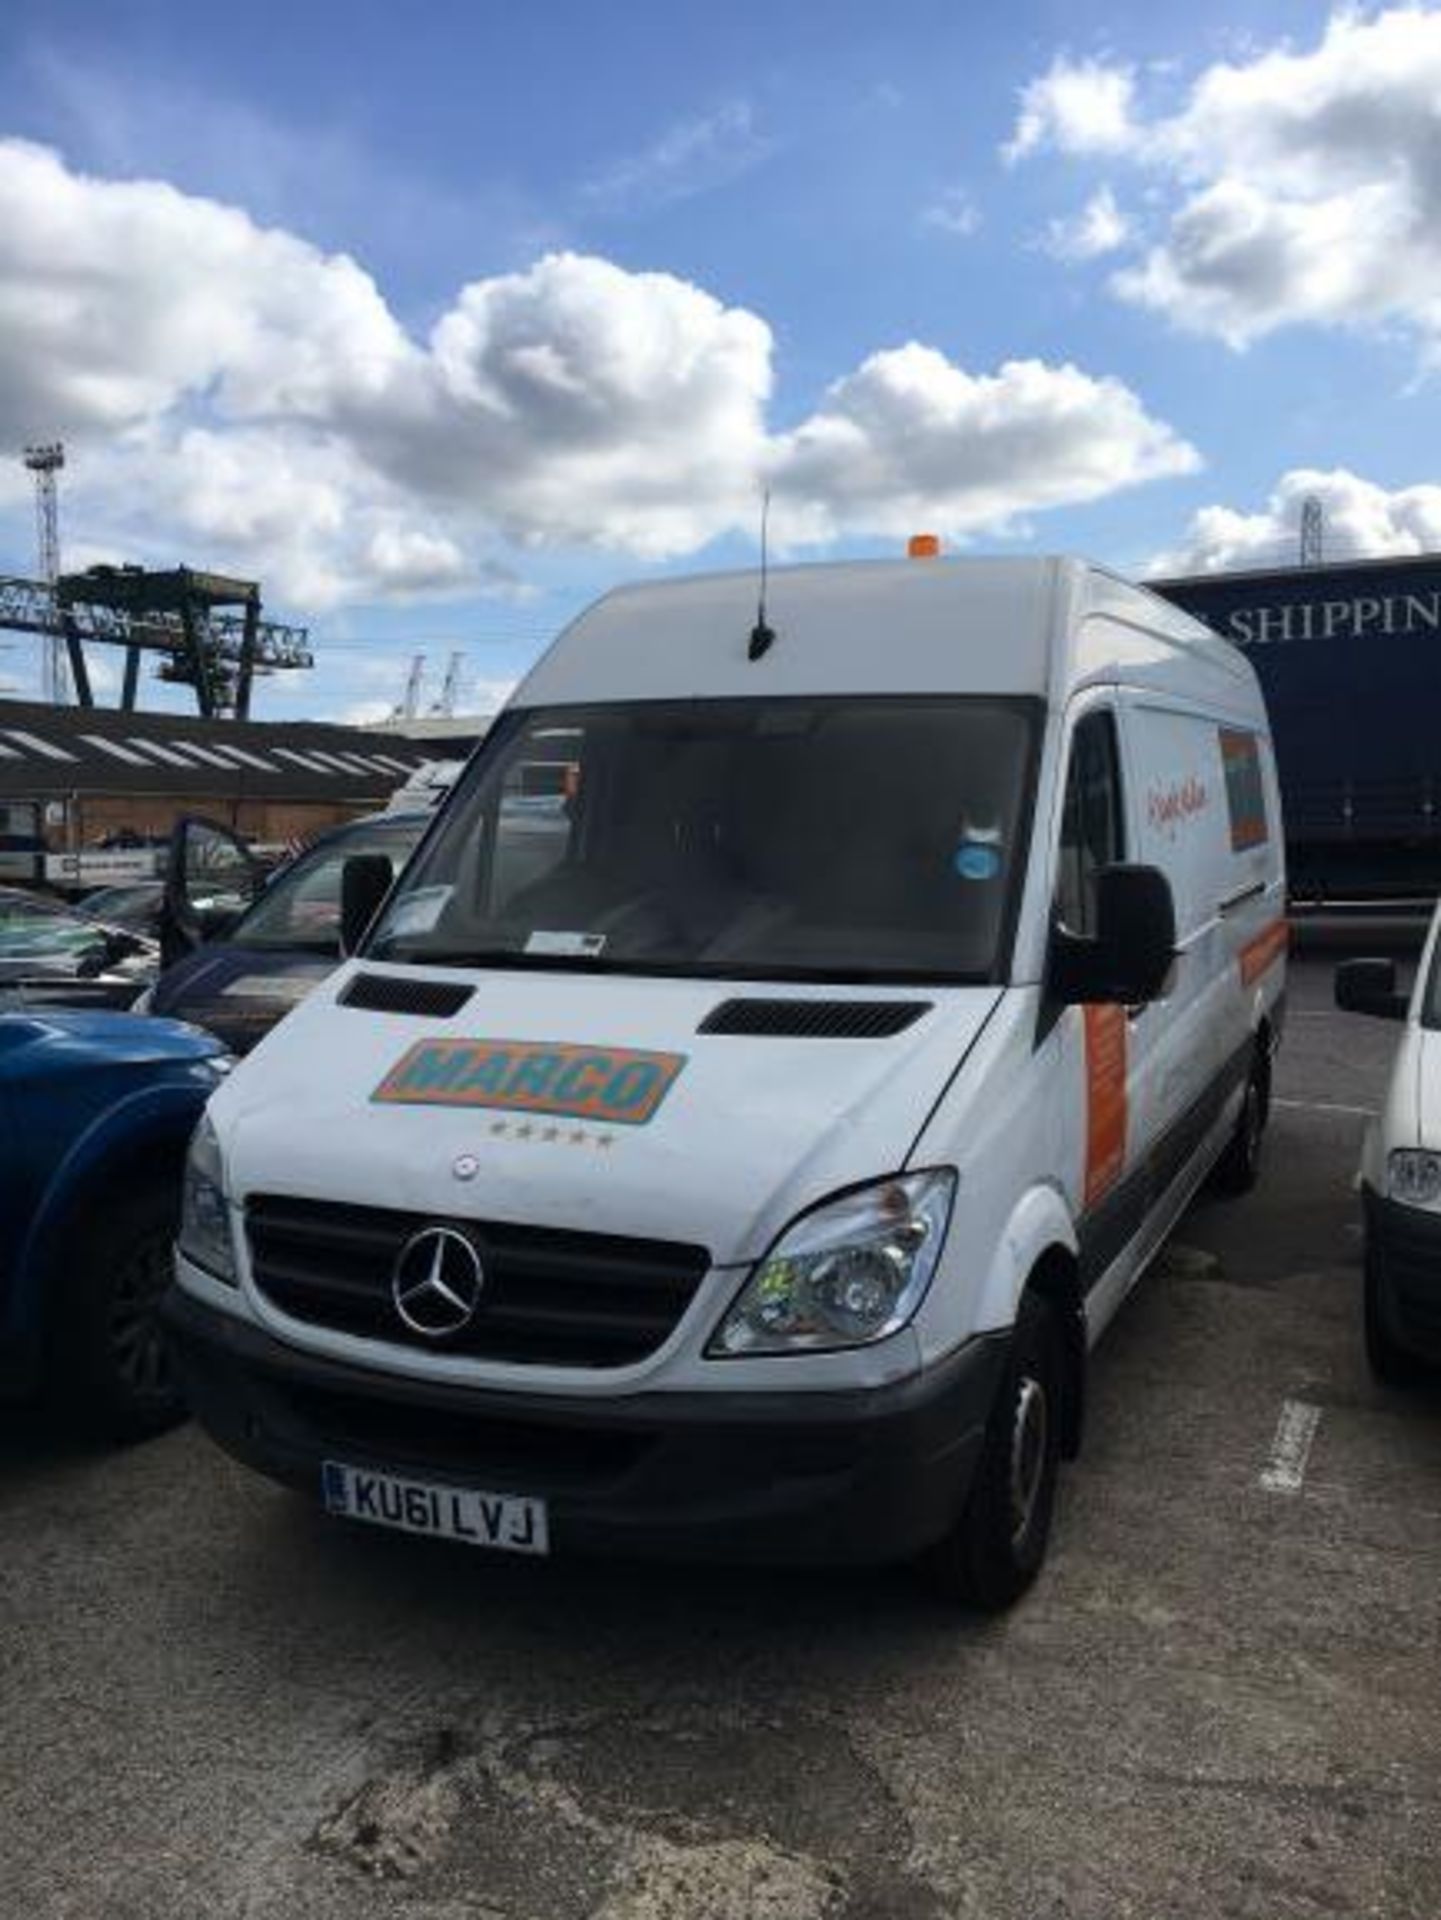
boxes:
[391,1227,485,1337]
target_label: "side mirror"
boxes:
[75,927,146,978]
[340,855,394,956]
[75,936,115,980]
[1335,957,1409,1021]
[196,902,244,940]
[1051,863,1177,1006]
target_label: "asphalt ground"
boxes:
[2,950,1439,1920]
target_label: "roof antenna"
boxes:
[748,487,775,661]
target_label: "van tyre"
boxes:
[1364,1248,1425,1388]
[49,1186,186,1443]
[924,1291,1062,1611]
[1214,1047,1269,1196]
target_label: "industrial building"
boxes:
[0,696,446,883]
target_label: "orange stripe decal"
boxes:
[1239,917,1288,987]
[1083,1003,1128,1208]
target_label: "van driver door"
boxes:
[1054,700,1155,1309]
[1114,690,1233,1216]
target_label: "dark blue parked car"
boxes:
[0,1010,227,1439]
[142,812,436,1054]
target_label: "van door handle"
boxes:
[1218,880,1265,915]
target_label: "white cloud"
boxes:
[1149,468,1441,575]
[770,343,1199,543]
[63,425,470,609]
[360,526,472,596]
[420,251,774,555]
[0,138,410,439]
[1043,185,1129,261]
[0,140,775,588]
[579,101,773,214]
[1011,9,1441,359]
[1004,56,1138,164]
[0,137,1196,605]
[920,187,980,238]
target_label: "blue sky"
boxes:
[0,1,1438,721]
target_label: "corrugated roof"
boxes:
[0,698,441,803]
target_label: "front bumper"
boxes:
[162,1287,1008,1567]
[1362,1186,1441,1363]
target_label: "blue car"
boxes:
[0,1009,227,1439]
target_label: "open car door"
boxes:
[161,817,265,969]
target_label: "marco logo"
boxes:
[372,1038,687,1126]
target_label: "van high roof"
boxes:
[514,555,1247,711]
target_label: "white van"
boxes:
[1335,919,1441,1382]
[166,557,1285,1608]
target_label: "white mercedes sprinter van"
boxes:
[167,557,1285,1608]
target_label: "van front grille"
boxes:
[245,1194,710,1369]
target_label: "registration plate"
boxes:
[322,1461,549,1555]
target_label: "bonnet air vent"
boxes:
[698,999,932,1039]
[340,973,473,1018]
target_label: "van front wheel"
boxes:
[923,1292,1062,1611]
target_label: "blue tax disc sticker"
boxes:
[954,842,1002,881]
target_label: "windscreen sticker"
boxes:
[953,841,1002,881]
[523,930,607,957]
[1083,1003,1128,1209]
[373,1038,686,1125]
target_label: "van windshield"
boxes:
[367,697,1039,985]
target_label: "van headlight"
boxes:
[1387,1150,1441,1210]
[178,1115,239,1285]
[708,1170,956,1356]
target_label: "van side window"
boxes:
[1218,727,1268,851]
[1057,711,1125,935]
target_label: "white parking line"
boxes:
[1260,1399,1323,1494]
[1273,1097,1375,1118]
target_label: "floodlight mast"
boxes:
[22,442,66,703]
[1300,494,1325,568]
